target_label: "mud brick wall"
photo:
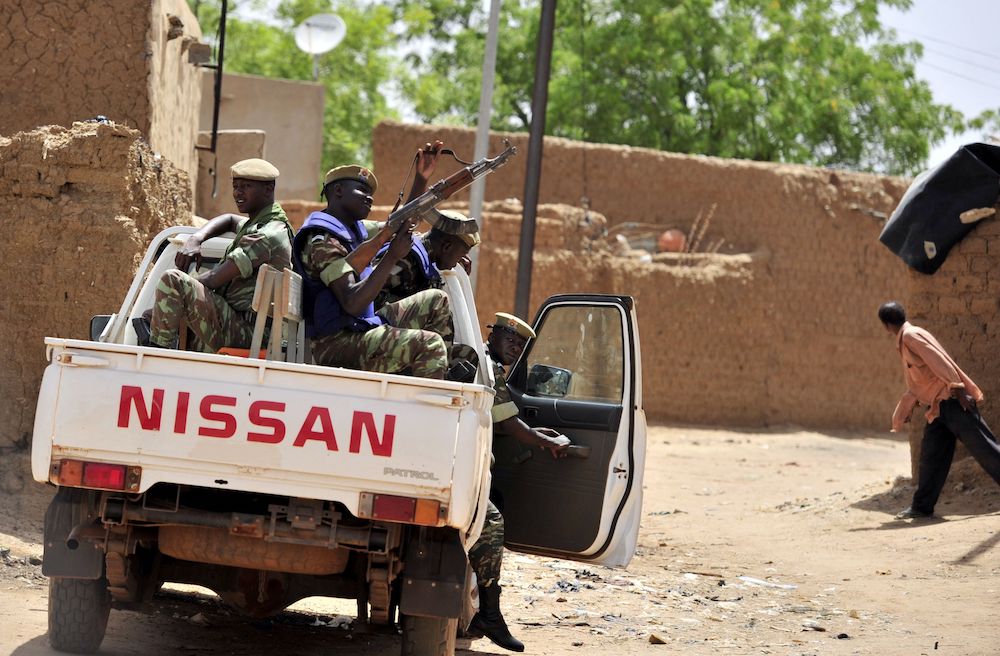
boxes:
[903,213,1000,478]
[373,122,912,430]
[0,0,203,194]
[0,123,192,493]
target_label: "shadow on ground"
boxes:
[850,456,1000,519]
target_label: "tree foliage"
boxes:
[189,0,404,174]
[389,0,965,176]
[189,0,972,177]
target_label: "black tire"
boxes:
[48,577,111,654]
[400,613,457,656]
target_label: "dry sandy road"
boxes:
[1,424,997,656]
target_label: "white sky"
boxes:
[232,0,1000,172]
[879,0,1000,168]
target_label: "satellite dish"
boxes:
[294,14,346,55]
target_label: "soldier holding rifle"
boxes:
[292,141,515,377]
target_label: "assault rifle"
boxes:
[345,140,517,273]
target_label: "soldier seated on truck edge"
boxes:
[145,158,294,352]
[465,312,572,653]
[291,152,455,379]
[372,208,482,381]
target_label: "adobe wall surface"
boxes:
[903,212,1000,477]
[147,0,205,194]
[0,123,192,493]
[199,71,324,203]
[373,122,911,430]
[0,0,203,195]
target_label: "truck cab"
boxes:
[32,226,646,655]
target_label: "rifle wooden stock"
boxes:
[436,169,475,200]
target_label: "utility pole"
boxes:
[514,0,557,319]
[468,0,502,292]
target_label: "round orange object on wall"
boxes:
[657,229,686,253]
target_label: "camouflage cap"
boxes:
[431,209,481,247]
[231,158,279,182]
[489,312,536,339]
[324,165,378,193]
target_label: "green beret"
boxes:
[324,165,378,193]
[490,312,535,339]
[431,209,481,247]
[231,158,279,182]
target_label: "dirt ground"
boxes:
[1,424,997,656]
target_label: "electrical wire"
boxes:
[897,27,1000,62]
[922,46,1000,77]
[920,61,1000,93]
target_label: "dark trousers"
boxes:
[912,398,1000,513]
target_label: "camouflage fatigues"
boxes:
[468,348,523,585]
[309,288,451,378]
[490,351,520,423]
[369,233,481,379]
[150,203,293,351]
[299,231,451,378]
[468,501,504,586]
[374,234,443,309]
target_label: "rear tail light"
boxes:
[53,460,141,492]
[358,492,445,526]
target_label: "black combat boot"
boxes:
[468,583,524,652]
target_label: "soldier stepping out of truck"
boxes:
[292,144,454,378]
[147,158,294,352]
[465,312,573,652]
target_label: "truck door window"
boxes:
[525,306,624,403]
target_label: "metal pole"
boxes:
[514,0,557,320]
[468,0,502,292]
[210,0,228,155]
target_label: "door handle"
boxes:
[523,406,538,419]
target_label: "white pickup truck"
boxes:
[31,225,647,655]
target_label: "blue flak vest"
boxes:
[292,211,384,337]
[375,233,441,286]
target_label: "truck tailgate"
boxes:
[32,339,493,527]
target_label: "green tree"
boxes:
[967,109,1000,145]
[389,0,964,176]
[189,0,404,175]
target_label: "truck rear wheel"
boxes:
[48,577,111,654]
[400,614,457,656]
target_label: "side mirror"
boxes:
[526,364,572,398]
[90,315,113,342]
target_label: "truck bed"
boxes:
[32,338,494,530]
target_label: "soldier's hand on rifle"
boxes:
[175,235,204,272]
[386,222,415,262]
[415,141,444,181]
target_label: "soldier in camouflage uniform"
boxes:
[373,209,482,380]
[148,158,293,352]
[373,209,480,308]
[292,151,453,378]
[466,313,572,653]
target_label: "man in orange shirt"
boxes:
[879,301,1000,519]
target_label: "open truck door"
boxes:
[491,294,646,568]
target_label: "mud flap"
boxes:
[398,527,468,619]
[43,488,104,579]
